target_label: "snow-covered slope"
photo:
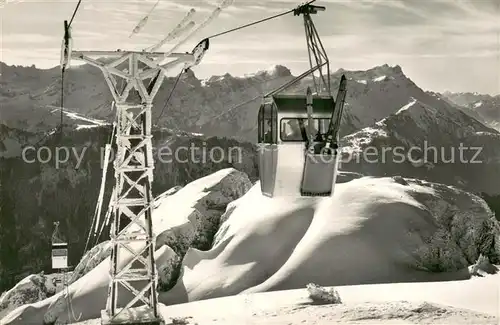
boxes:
[56,107,108,130]
[89,275,499,325]
[2,170,499,324]
[340,97,500,195]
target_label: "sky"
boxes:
[1,0,499,95]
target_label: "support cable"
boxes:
[68,0,83,28]
[58,0,83,140]
[83,81,124,255]
[155,70,184,125]
[59,67,65,139]
[205,0,316,40]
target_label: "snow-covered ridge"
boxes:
[47,106,108,128]
[353,75,388,85]
[157,127,204,137]
[342,93,498,162]
[341,126,389,153]
[396,97,417,114]
[373,75,386,82]
[439,91,500,132]
[75,124,101,130]
[200,63,397,88]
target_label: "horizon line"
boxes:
[0,59,498,97]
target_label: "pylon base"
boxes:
[101,307,164,325]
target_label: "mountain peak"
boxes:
[182,68,202,87]
[332,64,406,83]
[204,72,234,84]
[369,63,404,76]
[392,64,403,73]
[250,64,292,78]
[183,68,197,79]
[265,64,292,77]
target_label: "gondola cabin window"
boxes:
[280,118,331,142]
[51,242,68,269]
[258,102,277,144]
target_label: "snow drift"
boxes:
[161,175,499,304]
[130,276,499,325]
[1,170,499,324]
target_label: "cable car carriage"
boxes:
[257,3,347,198]
[51,221,69,270]
[258,77,346,197]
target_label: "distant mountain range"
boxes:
[1,60,498,143]
[1,60,499,293]
[340,96,500,195]
[441,91,500,130]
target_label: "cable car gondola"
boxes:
[51,221,68,270]
[257,3,347,198]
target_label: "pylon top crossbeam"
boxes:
[62,38,209,104]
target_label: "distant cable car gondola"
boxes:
[51,221,68,270]
[257,3,347,198]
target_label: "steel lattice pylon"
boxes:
[105,53,161,325]
[67,41,208,325]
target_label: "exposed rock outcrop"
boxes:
[0,272,68,319]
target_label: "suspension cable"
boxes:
[152,1,318,128]
[57,0,83,141]
[59,68,65,139]
[83,121,115,255]
[68,0,83,28]
[83,83,123,255]
[207,11,291,39]
[155,69,184,124]
[206,0,316,39]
